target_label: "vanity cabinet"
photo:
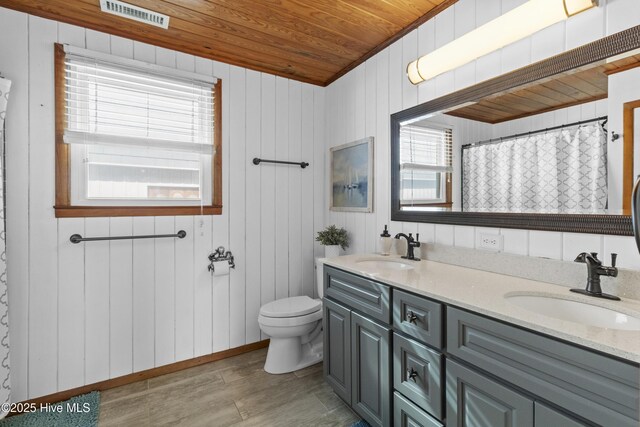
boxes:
[323,266,392,427]
[323,265,640,427]
[447,307,639,427]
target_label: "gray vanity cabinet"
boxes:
[323,298,351,404]
[323,266,392,427]
[351,311,391,427]
[447,307,640,427]
[323,266,639,427]
[447,359,534,427]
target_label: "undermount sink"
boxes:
[356,259,415,271]
[505,293,640,331]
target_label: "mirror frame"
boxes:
[391,25,640,236]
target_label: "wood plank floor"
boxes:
[98,347,359,426]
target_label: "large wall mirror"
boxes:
[391,25,640,236]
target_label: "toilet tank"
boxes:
[315,258,326,299]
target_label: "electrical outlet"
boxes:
[479,233,503,252]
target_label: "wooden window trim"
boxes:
[622,99,640,216]
[54,43,223,218]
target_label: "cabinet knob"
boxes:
[406,367,418,382]
[406,310,418,324]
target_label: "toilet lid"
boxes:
[260,296,321,318]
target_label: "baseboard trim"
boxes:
[11,339,269,416]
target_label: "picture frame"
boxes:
[330,137,374,213]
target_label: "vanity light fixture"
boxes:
[406,0,598,85]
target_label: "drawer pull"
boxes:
[406,367,418,382]
[406,310,419,324]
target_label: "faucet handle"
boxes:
[611,253,617,268]
[591,252,599,260]
[416,233,420,242]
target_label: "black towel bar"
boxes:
[70,230,187,244]
[252,157,309,169]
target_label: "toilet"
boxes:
[258,258,325,374]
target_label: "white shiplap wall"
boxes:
[325,0,640,268]
[0,8,325,401]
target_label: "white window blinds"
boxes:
[63,51,215,155]
[399,125,453,173]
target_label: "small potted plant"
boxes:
[316,225,349,258]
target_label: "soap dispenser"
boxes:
[378,225,392,255]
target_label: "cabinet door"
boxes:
[351,311,391,427]
[447,360,534,427]
[535,403,587,427]
[323,298,351,404]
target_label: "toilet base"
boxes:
[264,332,323,374]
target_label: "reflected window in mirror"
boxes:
[399,123,453,210]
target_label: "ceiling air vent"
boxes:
[99,0,170,29]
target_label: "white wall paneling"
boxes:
[109,217,133,378]
[260,74,276,326]
[0,8,325,400]
[84,218,110,384]
[324,0,640,268]
[27,16,58,399]
[0,8,29,402]
[274,77,289,300]
[288,81,303,297]
[210,60,230,354]
[245,69,262,344]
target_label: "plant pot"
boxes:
[324,245,341,258]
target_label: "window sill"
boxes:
[401,202,453,208]
[54,205,222,218]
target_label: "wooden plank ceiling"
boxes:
[0,0,456,86]
[446,53,640,124]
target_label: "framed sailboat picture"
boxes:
[330,137,374,212]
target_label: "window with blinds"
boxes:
[399,124,453,205]
[57,44,220,213]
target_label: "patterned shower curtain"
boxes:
[462,122,608,214]
[0,77,11,417]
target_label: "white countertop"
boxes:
[322,254,640,364]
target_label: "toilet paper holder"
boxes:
[208,246,236,273]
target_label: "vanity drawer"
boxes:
[393,289,442,349]
[447,307,640,427]
[324,266,390,324]
[393,333,442,420]
[394,392,443,427]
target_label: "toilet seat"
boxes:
[258,309,322,327]
[259,296,321,318]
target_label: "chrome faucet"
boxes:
[571,252,620,301]
[395,233,421,261]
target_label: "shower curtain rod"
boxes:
[462,115,608,150]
